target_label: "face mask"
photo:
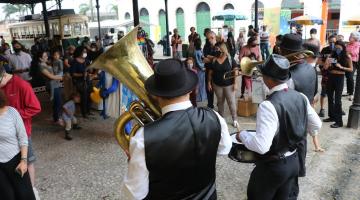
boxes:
[310,34,316,39]
[210,39,216,46]
[82,53,87,58]
[14,48,21,53]
[187,64,193,69]
[91,48,96,51]
[214,50,222,57]
[335,48,342,55]
[330,43,335,50]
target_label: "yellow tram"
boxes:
[8,9,89,50]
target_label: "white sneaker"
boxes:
[233,120,239,128]
[349,95,353,101]
[33,187,40,200]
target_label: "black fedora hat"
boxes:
[280,33,304,52]
[145,59,198,98]
[257,54,290,82]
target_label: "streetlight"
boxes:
[254,0,258,29]
[95,0,101,41]
[347,71,360,128]
[164,0,171,56]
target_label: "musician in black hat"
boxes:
[121,59,232,200]
[279,34,318,197]
[236,54,322,200]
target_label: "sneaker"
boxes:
[318,109,325,117]
[240,94,244,99]
[330,123,343,128]
[73,124,82,130]
[33,187,40,200]
[323,118,334,122]
[342,110,346,116]
[233,120,239,128]
[65,131,72,140]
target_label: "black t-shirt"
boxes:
[203,40,216,69]
[211,57,234,87]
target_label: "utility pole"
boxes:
[42,0,50,38]
[30,4,35,14]
[132,0,140,26]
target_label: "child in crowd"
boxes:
[185,57,198,107]
[62,93,82,140]
[50,50,63,100]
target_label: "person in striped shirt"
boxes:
[0,90,35,200]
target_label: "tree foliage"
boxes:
[79,3,91,15]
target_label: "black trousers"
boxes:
[247,152,299,200]
[327,74,344,125]
[205,69,214,109]
[345,61,358,95]
[0,153,35,200]
[74,80,91,117]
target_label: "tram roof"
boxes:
[0,0,49,4]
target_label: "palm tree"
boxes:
[79,3,91,15]
[109,4,118,14]
[3,4,19,19]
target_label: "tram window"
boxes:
[73,23,82,36]
[63,24,71,36]
[52,23,59,35]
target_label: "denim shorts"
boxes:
[27,137,36,164]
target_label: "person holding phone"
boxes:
[323,41,353,128]
[0,90,35,200]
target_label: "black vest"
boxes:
[265,89,308,156]
[144,107,221,200]
[290,62,317,102]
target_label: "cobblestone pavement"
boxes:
[32,86,359,200]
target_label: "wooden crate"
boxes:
[237,98,258,117]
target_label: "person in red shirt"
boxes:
[0,64,41,188]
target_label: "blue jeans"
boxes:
[53,87,62,122]
[260,42,270,60]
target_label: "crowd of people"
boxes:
[0,20,359,199]
[0,35,110,199]
[120,24,359,200]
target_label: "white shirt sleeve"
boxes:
[239,101,279,155]
[213,111,232,155]
[300,93,322,134]
[287,78,295,90]
[121,127,149,200]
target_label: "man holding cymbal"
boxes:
[236,54,322,200]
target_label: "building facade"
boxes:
[117,0,340,43]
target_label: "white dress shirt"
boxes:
[8,51,32,81]
[121,101,232,200]
[239,83,322,155]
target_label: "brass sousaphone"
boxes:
[90,27,161,153]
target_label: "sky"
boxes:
[0,0,119,20]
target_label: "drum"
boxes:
[228,131,261,163]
